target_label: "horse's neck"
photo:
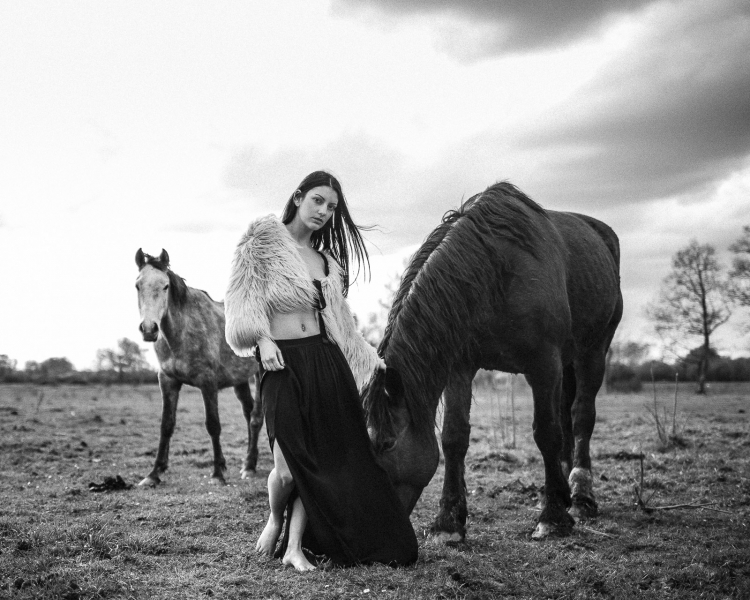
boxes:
[393,342,450,426]
[159,306,182,352]
[161,287,219,352]
[159,292,194,352]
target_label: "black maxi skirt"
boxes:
[259,334,418,567]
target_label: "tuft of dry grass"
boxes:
[645,371,689,451]
[1,381,749,599]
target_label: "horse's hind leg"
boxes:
[140,371,182,487]
[201,386,227,484]
[567,347,607,519]
[526,347,574,539]
[233,378,263,478]
[431,367,475,543]
[560,363,577,479]
[568,294,622,519]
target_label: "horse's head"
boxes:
[363,365,439,515]
[135,248,171,342]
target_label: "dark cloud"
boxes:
[514,0,750,206]
[333,0,654,55]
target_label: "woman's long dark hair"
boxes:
[281,170,371,296]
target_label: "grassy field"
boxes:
[1,380,749,599]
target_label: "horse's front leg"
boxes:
[201,385,227,484]
[431,367,475,543]
[526,347,574,539]
[233,377,263,478]
[139,371,182,487]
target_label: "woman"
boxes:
[225,171,418,571]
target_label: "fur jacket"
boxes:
[225,215,380,390]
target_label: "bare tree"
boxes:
[96,338,150,382]
[609,340,651,367]
[729,225,750,308]
[0,355,17,382]
[36,357,75,383]
[647,240,733,394]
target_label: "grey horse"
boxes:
[135,248,263,486]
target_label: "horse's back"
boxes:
[191,291,257,386]
[555,211,620,267]
[466,191,621,358]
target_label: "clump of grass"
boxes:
[488,374,517,449]
[34,390,45,413]
[632,451,658,512]
[645,370,687,450]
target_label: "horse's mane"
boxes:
[366,181,548,440]
[140,253,190,307]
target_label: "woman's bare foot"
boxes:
[255,515,282,556]
[282,548,316,572]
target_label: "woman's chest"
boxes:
[297,247,328,280]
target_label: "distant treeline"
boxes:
[2,347,749,389]
[0,359,158,385]
[0,344,159,385]
[0,368,159,385]
[607,353,750,392]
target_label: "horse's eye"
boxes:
[163,285,169,291]
[382,439,397,453]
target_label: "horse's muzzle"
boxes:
[395,483,423,516]
[140,322,159,342]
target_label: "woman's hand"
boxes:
[258,338,285,371]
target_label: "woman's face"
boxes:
[296,185,338,231]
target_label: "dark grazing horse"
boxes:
[135,249,262,486]
[363,182,622,540]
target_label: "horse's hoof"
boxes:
[569,500,598,521]
[531,522,555,540]
[433,531,464,543]
[531,518,574,540]
[240,468,255,479]
[568,468,596,518]
[138,476,160,487]
[246,454,258,472]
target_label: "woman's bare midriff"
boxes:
[270,310,320,340]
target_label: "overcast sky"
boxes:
[1,0,749,370]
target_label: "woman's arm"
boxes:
[257,337,285,371]
[224,220,275,357]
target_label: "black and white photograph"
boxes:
[1,1,749,598]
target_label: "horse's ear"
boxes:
[159,249,170,267]
[135,248,146,270]
[384,366,404,401]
